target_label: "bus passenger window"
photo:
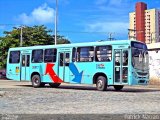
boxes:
[9,51,20,63]
[77,47,94,62]
[44,49,57,63]
[32,49,43,63]
[65,53,70,66]
[123,50,128,66]
[96,46,112,62]
[60,53,64,66]
[115,51,120,66]
[72,48,76,62]
[22,55,25,66]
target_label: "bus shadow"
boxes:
[107,88,160,93]
[58,85,97,91]
[58,85,160,93]
[14,85,33,87]
[14,84,160,93]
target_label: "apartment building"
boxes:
[129,2,160,43]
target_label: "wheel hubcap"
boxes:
[34,78,38,85]
[97,80,103,88]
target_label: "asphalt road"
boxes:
[0,79,160,119]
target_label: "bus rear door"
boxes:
[58,49,71,83]
[114,49,128,84]
[21,54,30,81]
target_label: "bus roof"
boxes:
[8,40,144,51]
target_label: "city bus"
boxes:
[6,40,149,91]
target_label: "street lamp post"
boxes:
[54,0,58,45]
[20,27,23,47]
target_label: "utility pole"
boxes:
[0,24,24,46]
[108,33,114,41]
[20,26,23,47]
[54,0,58,45]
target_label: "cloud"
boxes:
[17,3,55,25]
[85,21,129,36]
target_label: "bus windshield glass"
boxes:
[131,42,149,70]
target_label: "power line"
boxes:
[59,31,110,34]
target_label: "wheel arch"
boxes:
[93,72,107,84]
[31,72,40,81]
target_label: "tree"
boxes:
[0,25,70,68]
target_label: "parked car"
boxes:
[0,69,6,79]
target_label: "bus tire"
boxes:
[31,75,42,88]
[114,85,124,91]
[96,76,107,91]
[49,83,61,88]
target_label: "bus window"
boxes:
[123,50,128,66]
[44,49,57,63]
[95,46,112,62]
[9,51,20,63]
[32,49,43,63]
[22,55,25,66]
[22,55,30,67]
[60,53,64,66]
[115,51,120,66]
[72,48,76,62]
[65,53,70,66]
[77,47,94,62]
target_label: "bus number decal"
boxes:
[32,66,39,69]
[96,64,105,69]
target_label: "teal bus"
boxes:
[6,40,149,91]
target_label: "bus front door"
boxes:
[114,49,128,84]
[58,52,70,83]
[21,54,30,81]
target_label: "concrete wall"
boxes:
[148,50,160,80]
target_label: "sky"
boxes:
[0,0,160,43]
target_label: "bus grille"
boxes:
[137,72,148,76]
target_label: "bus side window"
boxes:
[65,53,70,66]
[9,51,20,63]
[123,50,128,66]
[72,47,76,62]
[22,55,25,66]
[32,49,43,63]
[95,46,112,62]
[115,51,120,66]
[77,47,94,62]
[44,49,57,63]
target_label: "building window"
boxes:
[44,49,57,63]
[32,49,43,63]
[9,51,20,63]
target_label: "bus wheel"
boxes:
[114,85,124,91]
[49,83,61,88]
[31,75,42,88]
[96,76,107,91]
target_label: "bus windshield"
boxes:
[131,42,149,70]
